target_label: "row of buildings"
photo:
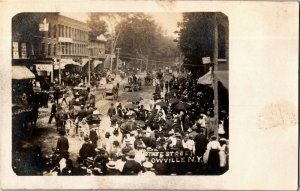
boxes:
[12,13,108,84]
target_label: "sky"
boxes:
[60,12,182,38]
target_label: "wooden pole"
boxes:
[213,14,219,137]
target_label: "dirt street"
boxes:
[16,73,155,165]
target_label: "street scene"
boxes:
[12,12,229,176]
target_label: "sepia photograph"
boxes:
[12,12,229,176]
[0,1,298,190]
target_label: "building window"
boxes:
[41,43,45,55]
[62,25,64,37]
[48,43,51,56]
[53,25,56,38]
[58,25,61,37]
[54,44,56,56]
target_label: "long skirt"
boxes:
[207,149,220,170]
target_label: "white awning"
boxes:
[12,65,35,80]
[54,59,80,70]
[197,68,213,85]
[197,69,228,89]
[81,58,90,67]
[94,60,103,67]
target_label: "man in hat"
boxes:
[78,136,96,163]
[94,147,109,174]
[165,113,173,131]
[106,160,121,175]
[117,103,123,117]
[121,140,134,155]
[111,128,122,144]
[189,123,199,140]
[134,134,146,150]
[89,125,98,148]
[56,130,69,159]
[141,161,156,176]
[122,150,142,175]
[194,128,208,159]
[107,103,116,119]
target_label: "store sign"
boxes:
[58,37,73,43]
[145,150,202,164]
[202,57,211,64]
[53,63,65,70]
[35,64,52,72]
[39,18,49,32]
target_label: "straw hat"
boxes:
[143,161,153,169]
[106,161,116,169]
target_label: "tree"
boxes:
[86,13,108,40]
[176,12,216,72]
[115,13,179,69]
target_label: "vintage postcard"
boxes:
[0,0,298,190]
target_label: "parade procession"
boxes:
[12,12,229,176]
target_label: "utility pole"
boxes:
[58,42,62,85]
[140,59,142,73]
[110,37,114,72]
[145,55,148,72]
[213,14,219,137]
[88,48,91,86]
[116,47,120,75]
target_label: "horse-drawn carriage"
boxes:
[71,86,95,106]
[144,72,153,86]
[124,75,142,92]
[104,84,119,101]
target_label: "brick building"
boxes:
[12,13,108,84]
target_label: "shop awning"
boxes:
[197,68,213,85]
[197,68,228,89]
[54,59,80,70]
[62,59,80,66]
[94,60,103,68]
[81,58,90,67]
[12,65,35,80]
[215,71,228,89]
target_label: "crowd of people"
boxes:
[48,69,229,176]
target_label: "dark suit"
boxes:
[194,133,207,157]
[122,159,142,175]
[107,106,116,118]
[56,136,69,156]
